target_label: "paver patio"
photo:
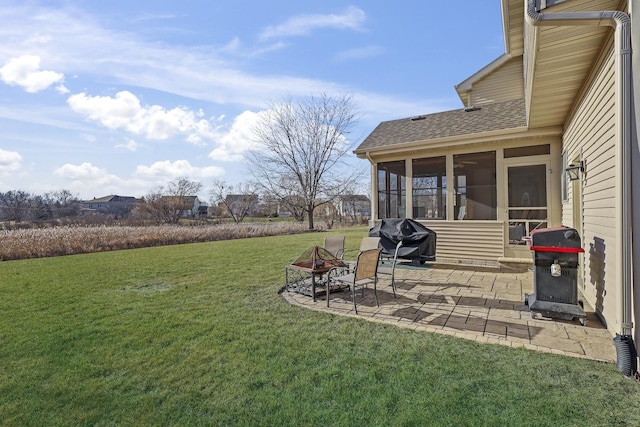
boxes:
[281,262,616,363]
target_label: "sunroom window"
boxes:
[377,161,406,219]
[412,156,446,219]
[454,151,496,220]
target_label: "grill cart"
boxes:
[524,226,587,326]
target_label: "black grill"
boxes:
[369,219,436,266]
[525,226,587,325]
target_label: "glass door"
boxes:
[506,163,548,245]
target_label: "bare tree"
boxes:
[272,174,308,222]
[44,190,81,219]
[0,189,81,223]
[246,93,362,230]
[255,193,280,218]
[132,189,168,224]
[209,180,259,223]
[165,177,203,223]
[316,200,339,229]
[135,178,203,224]
[335,181,370,225]
[0,190,33,222]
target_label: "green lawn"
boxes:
[1,228,639,426]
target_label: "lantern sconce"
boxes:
[565,161,584,181]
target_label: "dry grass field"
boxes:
[0,222,314,261]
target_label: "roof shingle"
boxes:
[355,98,527,152]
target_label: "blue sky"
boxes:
[0,1,504,200]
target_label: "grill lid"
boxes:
[530,226,582,250]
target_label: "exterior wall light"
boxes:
[565,161,584,181]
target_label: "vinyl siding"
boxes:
[470,58,524,106]
[420,221,504,262]
[562,40,616,332]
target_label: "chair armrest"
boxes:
[341,248,360,260]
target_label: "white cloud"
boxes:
[55,84,70,94]
[67,91,215,143]
[0,55,65,93]
[81,134,97,143]
[0,148,22,173]
[260,6,366,40]
[54,162,107,180]
[0,3,433,119]
[335,45,384,62]
[52,162,138,198]
[221,37,288,58]
[25,33,53,45]
[208,110,262,162]
[51,160,219,198]
[135,160,224,179]
[207,105,359,163]
[128,13,180,24]
[221,37,242,53]
[116,138,139,151]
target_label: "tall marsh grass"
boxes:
[0,222,316,261]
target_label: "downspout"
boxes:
[365,151,376,227]
[526,0,635,361]
[632,0,640,371]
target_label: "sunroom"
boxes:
[355,97,565,265]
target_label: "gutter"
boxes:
[525,0,635,364]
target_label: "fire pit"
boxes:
[285,246,347,301]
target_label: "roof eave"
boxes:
[355,125,562,159]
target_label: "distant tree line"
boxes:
[0,190,81,223]
[0,180,370,229]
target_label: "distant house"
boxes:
[221,194,259,218]
[81,195,138,217]
[337,195,371,218]
[312,196,370,224]
[159,195,201,218]
[197,205,209,219]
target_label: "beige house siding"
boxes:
[420,221,504,262]
[470,57,524,106]
[562,40,616,332]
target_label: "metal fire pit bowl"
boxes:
[285,246,347,301]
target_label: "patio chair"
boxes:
[343,236,381,268]
[323,235,346,259]
[378,240,402,297]
[326,248,382,314]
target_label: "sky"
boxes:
[0,1,505,201]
